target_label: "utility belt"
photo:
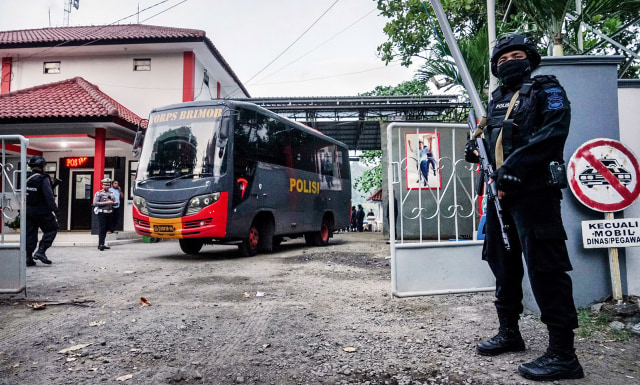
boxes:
[93,207,113,214]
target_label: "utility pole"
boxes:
[63,0,80,27]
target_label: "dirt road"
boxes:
[0,232,638,384]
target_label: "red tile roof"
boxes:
[0,76,143,129]
[0,24,249,97]
[0,24,204,45]
[367,187,383,202]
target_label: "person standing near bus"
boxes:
[25,155,59,266]
[350,206,357,232]
[356,204,365,232]
[107,180,123,233]
[93,178,116,251]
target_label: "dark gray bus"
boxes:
[132,100,351,256]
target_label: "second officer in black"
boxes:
[465,34,583,381]
[25,155,59,266]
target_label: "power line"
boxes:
[256,7,376,84]
[250,62,404,86]
[140,0,188,23]
[244,0,341,85]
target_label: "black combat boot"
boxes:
[476,314,525,356]
[33,250,52,264]
[518,329,584,381]
[26,254,36,267]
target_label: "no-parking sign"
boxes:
[567,138,640,212]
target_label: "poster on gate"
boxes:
[404,132,441,189]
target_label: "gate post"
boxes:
[1,135,28,295]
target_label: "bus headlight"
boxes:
[186,192,220,216]
[133,195,149,216]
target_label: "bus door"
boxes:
[231,109,259,233]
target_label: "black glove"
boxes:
[464,140,480,163]
[494,166,522,192]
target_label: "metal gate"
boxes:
[386,122,495,297]
[1,135,28,295]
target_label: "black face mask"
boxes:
[497,59,531,89]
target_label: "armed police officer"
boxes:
[25,156,59,266]
[93,178,116,251]
[465,35,583,381]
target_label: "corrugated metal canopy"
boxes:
[245,95,467,151]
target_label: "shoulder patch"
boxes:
[545,88,564,109]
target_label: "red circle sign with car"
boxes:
[567,138,640,212]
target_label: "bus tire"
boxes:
[305,220,331,247]
[238,225,259,257]
[317,220,331,246]
[179,239,204,254]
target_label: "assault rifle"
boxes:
[468,109,511,251]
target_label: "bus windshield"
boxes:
[136,107,227,182]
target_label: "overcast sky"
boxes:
[0,0,425,97]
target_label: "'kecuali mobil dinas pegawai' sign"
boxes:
[581,218,640,248]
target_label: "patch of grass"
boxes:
[576,308,633,341]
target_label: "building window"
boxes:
[43,61,60,74]
[133,58,151,71]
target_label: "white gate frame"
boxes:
[386,122,495,297]
[1,135,28,295]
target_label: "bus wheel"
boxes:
[273,236,283,249]
[179,239,204,254]
[305,220,331,247]
[238,225,259,257]
[318,221,331,246]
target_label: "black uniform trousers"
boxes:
[97,212,109,246]
[26,211,58,256]
[483,188,578,331]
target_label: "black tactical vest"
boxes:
[484,75,560,166]
[26,173,49,207]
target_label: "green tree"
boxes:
[376,0,640,79]
[359,78,431,96]
[509,0,640,59]
[353,150,383,196]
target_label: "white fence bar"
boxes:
[386,122,495,297]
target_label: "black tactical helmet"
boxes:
[28,155,47,168]
[490,34,541,76]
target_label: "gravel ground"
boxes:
[0,231,638,385]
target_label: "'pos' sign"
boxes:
[568,138,640,212]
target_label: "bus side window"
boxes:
[255,113,287,167]
[337,146,350,179]
[290,130,315,173]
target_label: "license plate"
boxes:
[153,224,175,233]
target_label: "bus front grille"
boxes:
[146,200,185,218]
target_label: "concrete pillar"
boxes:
[522,56,626,310]
[618,79,640,296]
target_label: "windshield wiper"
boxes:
[165,172,213,186]
[137,175,168,185]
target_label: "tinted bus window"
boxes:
[290,129,316,173]
[255,113,288,167]
[235,108,258,160]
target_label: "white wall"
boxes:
[618,84,640,296]
[12,53,184,118]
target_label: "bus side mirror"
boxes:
[132,119,148,157]
[217,117,230,148]
[132,131,145,157]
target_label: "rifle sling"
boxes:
[495,90,519,168]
